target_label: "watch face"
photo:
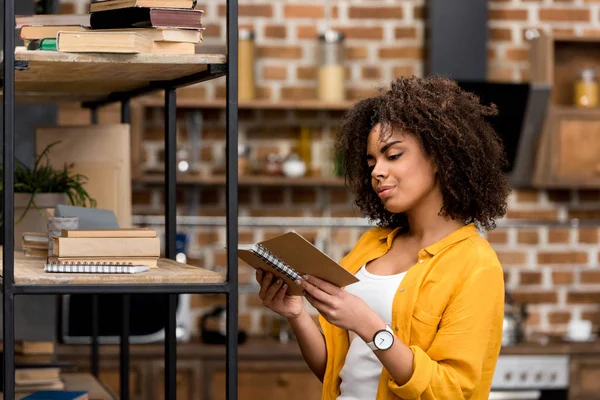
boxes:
[374,330,394,350]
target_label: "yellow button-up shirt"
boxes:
[319,223,504,400]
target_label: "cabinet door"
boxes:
[570,356,600,400]
[151,360,203,400]
[555,118,600,181]
[211,370,322,400]
[99,368,142,399]
[540,107,600,187]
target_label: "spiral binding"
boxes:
[253,244,299,281]
[44,261,139,274]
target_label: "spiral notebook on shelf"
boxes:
[237,231,358,296]
[44,261,150,274]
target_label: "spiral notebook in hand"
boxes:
[238,231,358,295]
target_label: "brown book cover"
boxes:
[16,14,90,29]
[96,27,203,43]
[61,228,156,238]
[15,379,66,392]
[24,249,49,258]
[15,354,54,364]
[16,367,61,386]
[90,0,197,12]
[90,7,203,30]
[151,41,195,54]
[57,31,153,53]
[20,25,88,40]
[21,240,49,250]
[52,236,160,257]
[238,231,358,296]
[14,341,55,355]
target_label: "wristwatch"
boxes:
[366,325,394,351]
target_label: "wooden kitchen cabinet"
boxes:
[72,359,149,399]
[529,32,600,188]
[533,106,600,187]
[151,360,203,400]
[56,340,318,400]
[569,356,600,400]
[57,340,600,400]
[207,359,322,400]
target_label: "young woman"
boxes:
[255,76,509,400]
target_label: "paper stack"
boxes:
[22,232,49,258]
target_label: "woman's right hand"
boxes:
[256,269,305,320]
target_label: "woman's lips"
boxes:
[378,187,394,199]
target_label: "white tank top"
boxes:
[337,265,407,400]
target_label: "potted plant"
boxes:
[0,141,96,249]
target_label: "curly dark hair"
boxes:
[335,75,510,231]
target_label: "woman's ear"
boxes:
[430,159,438,175]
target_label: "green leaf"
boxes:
[0,141,96,226]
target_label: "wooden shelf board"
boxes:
[553,33,600,43]
[137,96,354,110]
[552,105,600,117]
[6,47,226,103]
[134,174,346,187]
[0,251,224,286]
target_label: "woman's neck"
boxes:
[403,190,465,248]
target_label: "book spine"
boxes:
[61,228,157,238]
[253,244,299,281]
[53,236,160,257]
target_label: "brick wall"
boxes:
[488,0,600,82]
[58,0,600,341]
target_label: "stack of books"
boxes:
[22,232,49,258]
[48,228,160,268]
[16,366,64,393]
[6,341,65,393]
[18,0,203,54]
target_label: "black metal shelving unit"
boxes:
[1,0,239,398]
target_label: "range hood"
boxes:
[456,81,552,188]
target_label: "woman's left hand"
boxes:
[298,275,383,336]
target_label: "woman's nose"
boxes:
[371,163,388,180]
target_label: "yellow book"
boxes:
[151,41,195,54]
[20,24,88,40]
[52,236,160,258]
[97,27,203,43]
[14,340,55,355]
[61,228,156,238]
[57,31,153,53]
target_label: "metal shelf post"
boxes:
[120,99,132,400]
[164,87,177,399]
[226,0,239,397]
[3,0,17,397]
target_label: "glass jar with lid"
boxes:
[574,67,598,108]
[317,30,345,102]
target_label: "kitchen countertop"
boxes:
[501,340,600,355]
[57,337,600,359]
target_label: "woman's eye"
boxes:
[388,153,403,161]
